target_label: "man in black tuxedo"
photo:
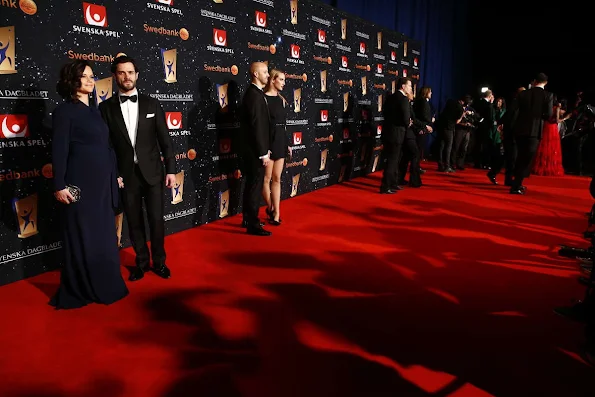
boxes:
[99,56,175,281]
[508,73,553,194]
[380,77,413,194]
[398,90,430,187]
[239,62,272,236]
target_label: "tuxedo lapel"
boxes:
[110,96,132,147]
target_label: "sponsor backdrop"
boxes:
[0,0,421,285]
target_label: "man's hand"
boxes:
[117,177,124,189]
[426,125,433,133]
[165,174,176,188]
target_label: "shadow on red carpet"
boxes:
[0,165,592,397]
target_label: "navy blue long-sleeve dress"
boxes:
[50,100,128,309]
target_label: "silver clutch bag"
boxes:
[66,185,81,202]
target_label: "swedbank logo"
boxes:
[144,24,189,40]
[204,63,239,75]
[67,50,115,63]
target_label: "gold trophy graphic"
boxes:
[403,41,408,57]
[372,155,379,172]
[341,19,347,40]
[413,83,417,98]
[219,189,229,218]
[361,76,367,96]
[377,94,383,112]
[13,194,38,238]
[290,0,298,25]
[160,48,177,83]
[290,174,300,197]
[320,149,328,171]
[343,92,349,112]
[293,88,301,113]
[115,213,123,247]
[377,32,382,49]
[171,171,184,204]
[320,70,327,93]
[217,83,229,109]
[94,77,113,106]
[338,164,347,183]
[0,26,17,74]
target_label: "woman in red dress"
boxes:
[532,100,569,176]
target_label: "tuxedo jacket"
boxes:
[510,87,554,139]
[382,91,410,144]
[475,98,496,135]
[99,93,176,186]
[240,84,271,158]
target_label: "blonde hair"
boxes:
[266,68,287,106]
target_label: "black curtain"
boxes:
[320,0,471,113]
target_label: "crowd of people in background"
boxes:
[382,73,592,196]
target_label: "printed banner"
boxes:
[0,0,421,285]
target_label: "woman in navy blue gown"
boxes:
[50,60,128,309]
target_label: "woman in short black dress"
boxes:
[50,60,128,309]
[262,69,291,225]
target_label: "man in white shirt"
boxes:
[99,55,176,281]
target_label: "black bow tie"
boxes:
[120,95,137,103]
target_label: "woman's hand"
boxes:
[54,188,75,205]
[288,146,292,158]
[117,177,124,188]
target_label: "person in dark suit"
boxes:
[398,90,430,187]
[436,97,464,172]
[50,60,128,309]
[473,90,496,170]
[491,87,525,185]
[380,77,413,194]
[239,62,272,236]
[99,55,176,281]
[508,73,553,194]
[412,86,434,168]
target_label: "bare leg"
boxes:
[262,160,274,213]
[271,158,284,221]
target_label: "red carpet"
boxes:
[0,165,593,397]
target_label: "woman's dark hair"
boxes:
[496,97,506,109]
[56,60,92,101]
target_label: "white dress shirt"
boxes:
[119,89,139,163]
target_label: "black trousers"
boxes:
[512,136,540,189]
[452,128,470,168]
[398,136,422,186]
[121,164,166,268]
[487,141,505,177]
[438,128,455,169]
[381,141,402,190]
[473,128,490,167]
[503,134,517,183]
[416,133,428,161]
[242,154,265,229]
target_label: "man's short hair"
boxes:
[535,73,548,84]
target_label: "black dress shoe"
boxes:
[153,264,171,279]
[380,189,396,194]
[247,227,272,236]
[487,173,498,185]
[129,266,148,282]
[510,188,524,195]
